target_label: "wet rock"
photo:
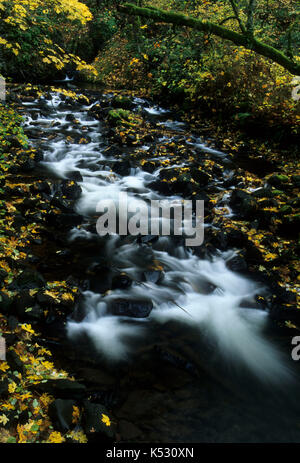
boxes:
[111,299,153,318]
[138,235,159,245]
[6,350,24,373]
[190,167,210,185]
[65,171,83,182]
[252,187,274,199]
[291,174,300,187]
[30,181,51,195]
[140,161,157,173]
[102,144,124,158]
[36,379,87,399]
[107,108,131,126]
[143,270,163,284]
[279,205,293,215]
[154,346,198,377]
[112,160,132,177]
[226,255,248,273]
[9,270,45,290]
[112,274,133,290]
[49,399,76,432]
[65,113,76,122]
[21,158,36,172]
[48,211,83,229]
[60,180,82,200]
[7,316,18,331]
[269,305,300,323]
[111,95,134,110]
[14,290,44,321]
[88,265,112,294]
[230,190,258,218]
[268,174,289,189]
[82,400,115,439]
[51,195,74,213]
[0,378,9,398]
[4,333,18,347]
[119,420,141,440]
[148,179,172,195]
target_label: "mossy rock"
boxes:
[279,205,293,215]
[271,189,285,196]
[108,108,141,127]
[291,175,300,188]
[268,174,289,188]
[111,95,133,110]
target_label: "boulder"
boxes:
[49,399,76,432]
[82,400,115,439]
[111,299,153,318]
[36,379,87,399]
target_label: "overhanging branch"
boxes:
[119,3,300,75]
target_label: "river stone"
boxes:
[111,299,153,318]
[36,379,87,399]
[268,174,289,188]
[111,274,133,290]
[60,180,82,200]
[118,420,141,440]
[49,399,76,432]
[82,400,115,439]
[111,95,134,110]
[226,255,248,273]
[8,270,45,290]
[6,350,24,373]
[0,378,9,398]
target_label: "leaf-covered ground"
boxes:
[0,88,114,443]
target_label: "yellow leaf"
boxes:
[0,414,9,426]
[101,413,111,427]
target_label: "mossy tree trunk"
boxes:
[119,3,300,76]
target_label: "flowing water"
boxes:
[20,88,300,442]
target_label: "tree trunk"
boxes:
[119,3,300,75]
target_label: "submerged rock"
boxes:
[111,299,153,318]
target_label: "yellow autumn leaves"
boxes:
[0,0,97,78]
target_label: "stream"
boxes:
[18,87,300,443]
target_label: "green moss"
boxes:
[279,205,293,215]
[108,108,131,125]
[108,108,141,127]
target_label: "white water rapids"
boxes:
[23,91,292,385]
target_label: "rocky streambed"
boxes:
[0,83,299,443]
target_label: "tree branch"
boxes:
[246,0,256,35]
[228,0,246,34]
[118,3,300,75]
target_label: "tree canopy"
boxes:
[119,1,300,75]
[0,0,97,79]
